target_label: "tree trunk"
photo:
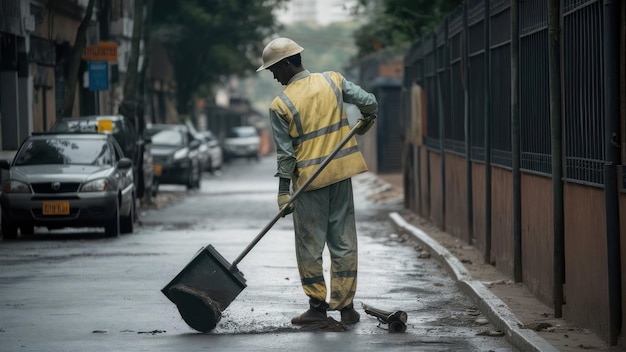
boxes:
[123,0,145,103]
[137,0,153,127]
[61,0,95,117]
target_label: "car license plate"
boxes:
[42,201,70,215]
[154,163,162,176]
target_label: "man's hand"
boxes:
[278,193,294,216]
[355,114,377,135]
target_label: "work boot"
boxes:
[340,304,360,324]
[291,299,328,325]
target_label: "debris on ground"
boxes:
[521,322,553,331]
[477,330,505,337]
[475,318,489,325]
[293,318,348,332]
[137,330,166,335]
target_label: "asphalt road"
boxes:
[0,155,518,352]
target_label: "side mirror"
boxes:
[0,159,11,170]
[117,158,133,169]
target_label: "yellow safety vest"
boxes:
[270,72,368,191]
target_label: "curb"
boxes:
[389,212,560,352]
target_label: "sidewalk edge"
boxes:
[389,212,560,352]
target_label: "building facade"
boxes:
[0,0,159,152]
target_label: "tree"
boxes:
[61,0,96,117]
[122,0,145,104]
[151,0,286,115]
[137,0,154,120]
[353,0,462,58]
[242,22,360,115]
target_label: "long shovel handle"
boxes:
[230,119,366,269]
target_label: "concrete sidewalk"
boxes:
[373,173,622,352]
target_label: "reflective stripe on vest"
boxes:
[277,72,368,190]
[321,72,344,123]
[279,73,348,147]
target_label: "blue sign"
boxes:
[88,61,109,91]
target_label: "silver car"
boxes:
[223,126,261,162]
[200,130,223,172]
[0,133,136,239]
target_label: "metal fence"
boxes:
[562,0,605,185]
[468,0,487,162]
[520,0,551,175]
[404,0,609,186]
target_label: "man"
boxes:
[257,37,378,325]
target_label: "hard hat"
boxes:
[256,37,304,72]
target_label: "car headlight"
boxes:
[173,148,188,160]
[81,179,110,192]
[2,180,31,193]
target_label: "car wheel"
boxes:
[142,188,153,205]
[104,202,120,237]
[20,225,34,236]
[186,162,195,190]
[206,157,213,173]
[1,216,18,239]
[195,168,202,189]
[136,170,145,199]
[120,195,135,234]
[150,181,159,199]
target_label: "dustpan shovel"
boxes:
[163,118,370,332]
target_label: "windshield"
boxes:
[148,129,185,146]
[228,128,258,138]
[14,138,113,166]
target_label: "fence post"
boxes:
[463,3,474,246]
[484,0,493,265]
[603,0,622,345]
[548,0,565,319]
[437,23,447,230]
[510,0,522,283]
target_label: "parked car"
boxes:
[145,124,202,192]
[223,126,261,162]
[191,132,211,173]
[0,133,136,239]
[50,115,154,200]
[183,121,211,173]
[200,130,223,172]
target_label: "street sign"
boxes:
[82,41,118,62]
[88,61,109,91]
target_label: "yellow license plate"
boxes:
[42,201,70,215]
[154,163,162,176]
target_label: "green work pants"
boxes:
[293,178,358,311]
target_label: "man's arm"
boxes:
[342,79,378,116]
[269,109,296,179]
[342,79,378,135]
[270,109,296,216]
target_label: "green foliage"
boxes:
[151,0,287,113]
[240,22,359,118]
[353,0,462,58]
[278,22,359,73]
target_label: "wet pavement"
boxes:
[377,173,626,352]
[0,156,518,351]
